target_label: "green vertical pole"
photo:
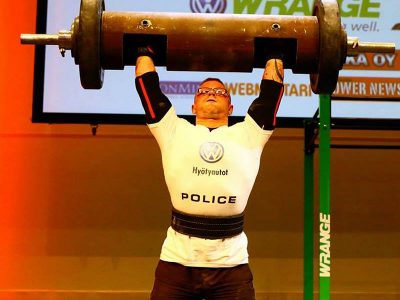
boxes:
[304,120,315,300]
[319,94,331,300]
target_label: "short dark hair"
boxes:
[199,77,226,87]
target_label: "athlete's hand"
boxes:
[136,46,156,60]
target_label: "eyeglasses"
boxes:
[197,87,229,97]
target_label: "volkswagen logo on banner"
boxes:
[190,0,227,13]
[199,142,224,163]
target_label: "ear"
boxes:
[228,104,233,115]
[192,104,196,114]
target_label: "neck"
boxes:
[196,117,228,128]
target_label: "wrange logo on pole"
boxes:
[190,0,227,13]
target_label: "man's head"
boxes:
[192,78,233,127]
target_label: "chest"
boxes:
[163,125,260,169]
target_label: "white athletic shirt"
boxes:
[148,107,273,267]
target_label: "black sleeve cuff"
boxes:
[258,79,283,100]
[247,79,284,130]
[135,72,172,124]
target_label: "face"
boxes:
[192,80,233,120]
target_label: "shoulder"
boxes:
[231,114,274,135]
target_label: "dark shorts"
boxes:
[150,260,255,300]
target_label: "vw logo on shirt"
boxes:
[189,0,227,13]
[199,142,224,163]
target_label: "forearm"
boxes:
[135,57,171,123]
[262,59,284,83]
[135,56,156,77]
[248,59,284,130]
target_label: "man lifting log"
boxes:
[135,47,284,299]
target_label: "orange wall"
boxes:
[0,0,36,253]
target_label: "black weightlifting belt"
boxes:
[171,208,244,239]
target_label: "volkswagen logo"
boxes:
[190,0,227,13]
[199,142,224,163]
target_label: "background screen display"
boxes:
[34,0,400,127]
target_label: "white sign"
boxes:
[42,0,400,121]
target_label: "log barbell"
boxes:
[21,0,395,94]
